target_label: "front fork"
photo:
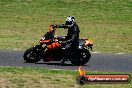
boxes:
[33,44,47,60]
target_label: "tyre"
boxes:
[23,47,41,63]
[71,49,91,66]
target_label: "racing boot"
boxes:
[60,58,66,65]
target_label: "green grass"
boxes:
[0,66,131,88]
[0,0,132,53]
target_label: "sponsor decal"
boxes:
[76,66,131,85]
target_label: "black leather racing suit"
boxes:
[52,23,80,64]
[53,23,80,50]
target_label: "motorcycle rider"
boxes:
[52,16,80,64]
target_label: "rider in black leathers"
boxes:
[52,16,80,64]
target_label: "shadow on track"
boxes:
[36,62,73,66]
[36,63,88,66]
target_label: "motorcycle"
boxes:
[23,25,93,66]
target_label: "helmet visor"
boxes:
[65,21,72,25]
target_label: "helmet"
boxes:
[65,16,75,26]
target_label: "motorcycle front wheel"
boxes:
[71,49,91,66]
[23,47,41,63]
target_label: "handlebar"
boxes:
[49,24,56,32]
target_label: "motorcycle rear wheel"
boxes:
[71,49,91,66]
[23,47,41,63]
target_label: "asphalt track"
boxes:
[0,50,132,72]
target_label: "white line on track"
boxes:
[91,52,101,54]
[114,53,125,55]
[91,52,125,55]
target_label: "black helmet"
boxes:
[65,16,75,26]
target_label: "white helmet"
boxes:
[65,16,75,25]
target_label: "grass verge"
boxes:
[0,66,131,88]
[0,0,132,53]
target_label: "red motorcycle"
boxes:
[23,25,93,66]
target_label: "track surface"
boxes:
[0,50,132,72]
